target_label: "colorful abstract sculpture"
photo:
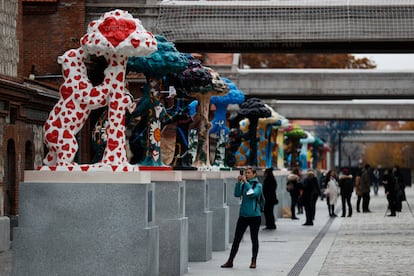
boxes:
[299,131,315,170]
[275,115,291,169]
[162,68,200,169]
[236,98,271,167]
[43,10,157,168]
[210,78,244,167]
[127,35,187,167]
[284,124,306,168]
[186,66,228,168]
[178,56,228,168]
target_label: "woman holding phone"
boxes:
[221,167,263,269]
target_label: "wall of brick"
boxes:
[23,0,86,78]
[0,0,19,78]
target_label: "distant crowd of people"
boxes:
[221,164,407,269]
[286,164,407,220]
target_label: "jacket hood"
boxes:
[287,174,300,181]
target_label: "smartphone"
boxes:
[240,169,244,175]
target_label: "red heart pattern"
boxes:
[43,9,157,168]
[98,17,136,48]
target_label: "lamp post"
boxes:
[338,131,342,170]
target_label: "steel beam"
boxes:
[342,131,414,142]
[264,100,414,120]
[86,1,414,53]
[231,69,414,100]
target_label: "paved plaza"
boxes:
[1,186,413,276]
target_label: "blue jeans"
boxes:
[373,181,379,195]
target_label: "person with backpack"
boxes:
[221,167,263,269]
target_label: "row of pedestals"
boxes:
[11,169,289,276]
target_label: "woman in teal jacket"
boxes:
[221,167,263,269]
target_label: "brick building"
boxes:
[0,0,233,220]
[0,0,87,219]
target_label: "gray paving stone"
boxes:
[1,186,413,276]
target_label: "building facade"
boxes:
[0,0,87,217]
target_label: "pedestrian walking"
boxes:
[221,167,262,269]
[324,170,333,216]
[361,164,372,213]
[355,169,362,212]
[301,170,320,226]
[325,170,339,217]
[382,169,398,216]
[286,167,301,220]
[391,165,404,212]
[262,167,278,229]
[372,166,380,195]
[339,168,353,217]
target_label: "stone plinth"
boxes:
[13,171,158,276]
[153,176,188,276]
[182,171,212,262]
[225,178,241,242]
[0,216,10,252]
[275,171,290,218]
[207,174,229,252]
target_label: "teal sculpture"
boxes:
[127,35,188,167]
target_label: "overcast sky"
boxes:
[353,54,414,70]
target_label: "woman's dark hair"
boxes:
[325,170,333,186]
[264,168,276,186]
[292,167,300,176]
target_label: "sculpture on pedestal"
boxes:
[299,131,315,170]
[127,35,188,167]
[235,98,271,167]
[162,70,199,169]
[275,115,291,169]
[183,64,228,168]
[284,124,306,168]
[179,56,228,168]
[42,9,157,170]
[209,78,244,168]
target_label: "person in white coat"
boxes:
[325,170,340,217]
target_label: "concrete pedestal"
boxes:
[207,173,229,251]
[153,172,188,276]
[0,216,10,252]
[13,171,158,276]
[182,171,212,262]
[275,171,290,218]
[225,178,241,242]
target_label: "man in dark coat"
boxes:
[360,164,372,212]
[383,169,398,216]
[262,168,278,229]
[392,166,404,212]
[301,170,320,226]
[339,168,354,217]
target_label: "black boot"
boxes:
[249,258,256,269]
[330,206,337,217]
[221,259,233,268]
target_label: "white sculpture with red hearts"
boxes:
[42,10,157,171]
